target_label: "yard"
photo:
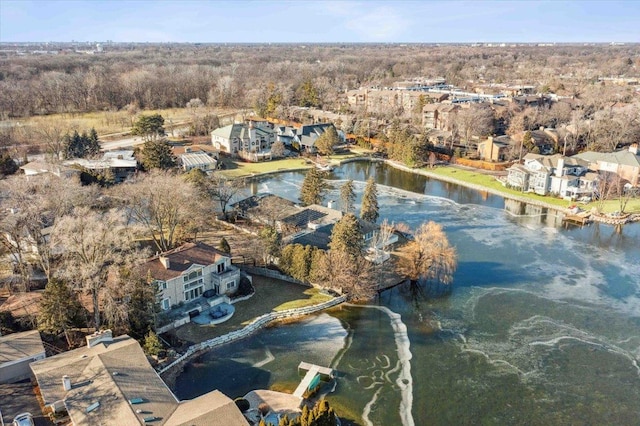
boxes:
[168,275,332,344]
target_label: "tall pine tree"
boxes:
[299,168,328,206]
[329,213,363,259]
[340,179,355,214]
[360,177,379,223]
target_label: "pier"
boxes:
[293,362,334,398]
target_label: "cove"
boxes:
[175,161,640,425]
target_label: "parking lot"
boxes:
[0,381,52,426]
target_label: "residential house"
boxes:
[0,330,45,384]
[477,135,512,162]
[141,242,241,312]
[273,123,341,153]
[422,104,459,131]
[232,195,397,257]
[30,331,248,425]
[211,121,275,161]
[64,150,138,183]
[19,161,79,179]
[179,150,217,173]
[506,153,593,198]
[573,144,640,187]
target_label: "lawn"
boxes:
[218,157,313,179]
[171,275,332,344]
[423,165,640,214]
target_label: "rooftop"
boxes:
[30,334,248,426]
[0,330,45,364]
[141,242,227,281]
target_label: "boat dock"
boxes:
[293,362,334,398]
[563,214,591,226]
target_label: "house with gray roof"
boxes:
[506,153,595,199]
[573,144,640,187]
[30,331,248,425]
[211,121,275,161]
[0,330,45,384]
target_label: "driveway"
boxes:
[0,381,52,426]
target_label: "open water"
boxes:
[175,161,640,425]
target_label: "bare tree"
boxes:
[454,106,494,152]
[209,174,244,220]
[0,174,96,286]
[115,170,206,252]
[396,221,457,296]
[32,119,69,161]
[311,249,377,301]
[52,207,143,328]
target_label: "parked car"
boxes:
[12,413,34,426]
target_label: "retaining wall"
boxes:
[158,295,347,377]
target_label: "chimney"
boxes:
[62,375,71,391]
[159,256,171,269]
[629,143,638,155]
[327,200,335,209]
[556,158,565,177]
[86,329,113,348]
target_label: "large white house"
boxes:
[141,242,241,311]
[211,121,275,159]
[506,153,597,199]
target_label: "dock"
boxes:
[563,214,591,226]
[293,362,334,398]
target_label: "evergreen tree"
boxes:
[339,179,356,214]
[314,126,340,156]
[299,168,328,206]
[86,127,101,157]
[329,213,363,259]
[38,278,85,346]
[258,225,281,263]
[139,139,177,170]
[143,330,162,356]
[127,277,159,340]
[218,237,231,255]
[360,177,379,223]
[132,113,166,142]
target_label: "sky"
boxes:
[1,0,638,44]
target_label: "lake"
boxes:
[175,161,640,425]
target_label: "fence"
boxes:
[158,295,347,375]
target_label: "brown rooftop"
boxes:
[141,242,226,281]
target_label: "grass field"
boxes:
[171,276,332,344]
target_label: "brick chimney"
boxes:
[86,329,113,348]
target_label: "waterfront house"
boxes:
[64,150,137,183]
[477,135,512,162]
[506,153,593,198]
[573,144,640,187]
[141,242,241,312]
[30,331,248,425]
[0,330,45,384]
[211,121,275,161]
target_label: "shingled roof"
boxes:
[30,334,248,426]
[141,242,226,281]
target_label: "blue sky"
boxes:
[1,0,638,43]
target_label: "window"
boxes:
[157,281,167,290]
[226,280,235,290]
[184,285,203,301]
[161,299,170,311]
[217,263,226,274]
